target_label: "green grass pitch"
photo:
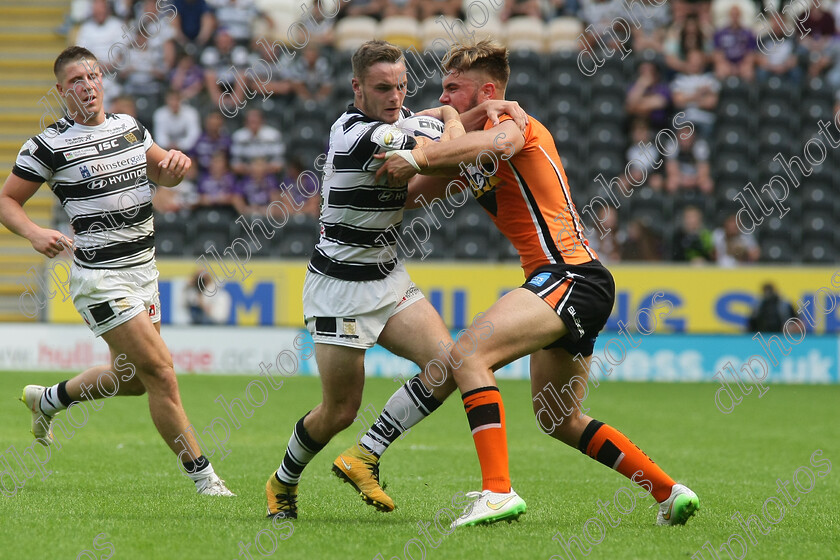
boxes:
[1,372,838,560]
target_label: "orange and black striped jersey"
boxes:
[462,115,596,277]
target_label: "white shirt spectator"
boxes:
[231,123,285,169]
[210,0,261,43]
[712,226,758,267]
[153,102,202,151]
[670,72,720,127]
[200,42,250,85]
[77,16,125,69]
[579,0,626,35]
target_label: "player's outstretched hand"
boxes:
[374,151,420,186]
[482,100,529,131]
[158,149,191,183]
[30,228,72,258]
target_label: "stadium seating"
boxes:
[155,211,192,257]
[504,16,546,53]
[378,16,421,49]
[269,213,319,258]
[335,16,378,52]
[546,17,583,52]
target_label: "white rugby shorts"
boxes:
[71,262,161,337]
[302,261,424,348]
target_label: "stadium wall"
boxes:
[0,324,836,384]
[41,260,840,334]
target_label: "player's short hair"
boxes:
[352,40,404,81]
[443,40,510,90]
[54,46,98,80]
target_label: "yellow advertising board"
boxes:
[46,260,839,333]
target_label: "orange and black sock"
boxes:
[463,386,510,493]
[577,419,675,502]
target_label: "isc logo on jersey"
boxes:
[398,115,444,141]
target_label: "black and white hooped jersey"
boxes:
[309,105,418,282]
[12,113,156,269]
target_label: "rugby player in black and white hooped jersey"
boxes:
[0,46,234,496]
[264,40,528,519]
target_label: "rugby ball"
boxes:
[398,115,444,141]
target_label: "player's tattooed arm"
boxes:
[146,143,191,187]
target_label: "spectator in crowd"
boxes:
[747,282,798,333]
[543,0,580,18]
[210,0,274,46]
[626,61,671,131]
[623,218,663,261]
[171,0,216,54]
[798,3,837,80]
[74,0,123,76]
[417,0,463,20]
[626,119,665,191]
[672,0,710,25]
[279,156,321,218]
[153,156,200,212]
[108,95,137,117]
[664,14,714,74]
[247,38,296,103]
[232,157,279,216]
[713,5,757,81]
[303,0,337,46]
[185,270,231,325]
[193,112,232,173]
[671,48,719,142]
[73,0,124,104]
[230,109,285,176]
[119,30,168,119]
[624,0,671,53]
[500,0,543,21]
[713,213,760,267]
[132,0,177,71]
[169,53,205,102]
[197,151,237,209]
[672,205,714,263]
[289,45,334,102]
[384,0,418,18]
[579,0,626,37]
[201,27,250,114]
[244,41,299,105]
[343,0,385,20]
[587,206,623,263]
[665,131,712,194]
[756,16,802,83]
[153,90,202,152]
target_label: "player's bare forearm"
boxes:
[0,176,72,257]
[0,194,39,240]
[146,144,191,187]
[421,121,523,171]
[376,121,523,186]
[0,174,45,240]
[406,175,453,209]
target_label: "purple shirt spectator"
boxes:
[197,170,236,199]
[236,174,278,207]
[714,26,755,63]
[193,134,232,173]
[280,167,319,208]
